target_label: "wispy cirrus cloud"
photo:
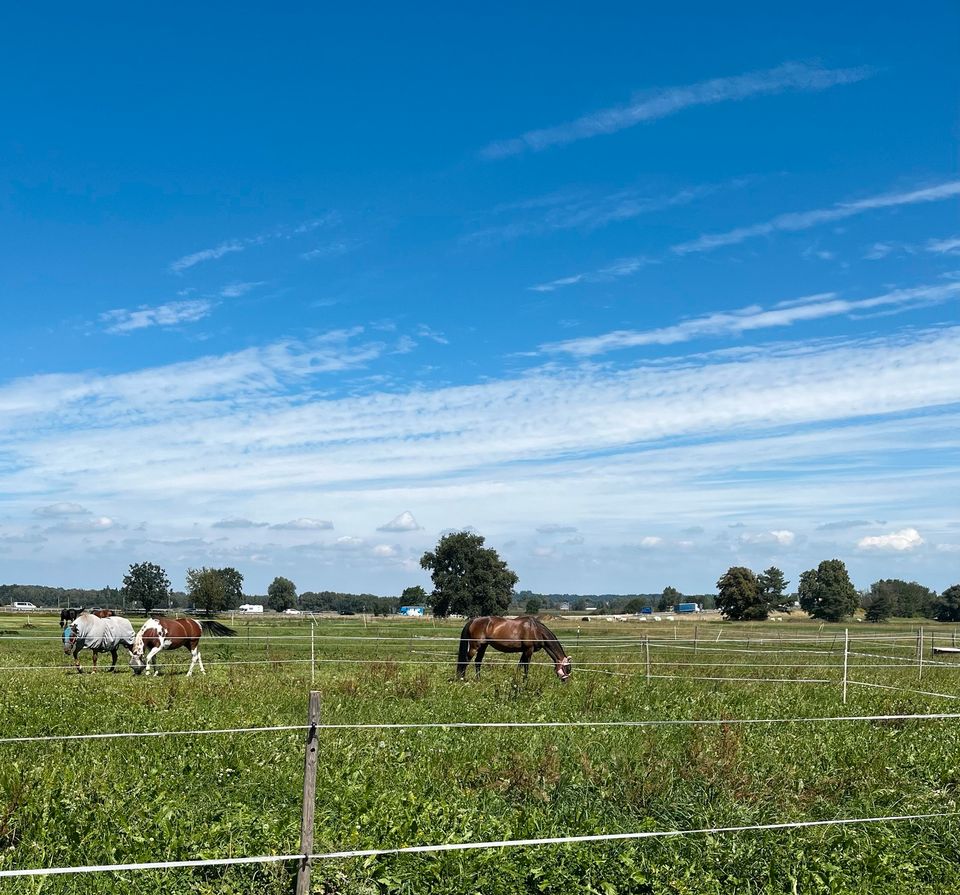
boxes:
[480,62,872,159]
[540,282,960,357]
[100,299,215,334]
[673,181,960,255]
[169,216,337,273]
[465,182,741,245]
[532,180,960,291]
[927,236,960,255]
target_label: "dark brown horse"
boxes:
[60,607,113,628]
[457,616,572,681]
[129,616,235,676]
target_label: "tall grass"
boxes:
[0,615,957,893]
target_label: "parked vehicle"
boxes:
[12,601,38,611]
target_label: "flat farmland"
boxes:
[1,614,958,894]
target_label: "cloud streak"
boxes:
[100,299,216,334]
[540,282,960,357]
[532,180,960,291]
[481,62,872,159]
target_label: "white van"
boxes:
[238,604,264,613]
[12,602,38,611]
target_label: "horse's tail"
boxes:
[456,619,474,679]
[200,620,236,638]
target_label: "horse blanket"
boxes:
[71,613,135,650]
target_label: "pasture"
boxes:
[1,613,959,894]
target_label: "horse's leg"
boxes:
[474,643,488,679]
[187,646,204,676]
[73,648,82,674]
[144,645,163,676]
[195,647,206,675]
[91,652,98,674]
[109,648,118,672]
[519,647,533,680]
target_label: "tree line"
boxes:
[6,529,959,623]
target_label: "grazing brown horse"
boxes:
[60,607,114,628]
[129,616,235,676]
[457,616,572,681]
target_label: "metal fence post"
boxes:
[842,628,849,704]
[645,636,651,682]
[296,691,321,895]
[918,627,924,681]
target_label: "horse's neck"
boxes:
[535,625,566,662]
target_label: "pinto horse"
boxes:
[457,615,572,682]
[62,612,135,673]
[130,616,236,676]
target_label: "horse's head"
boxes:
[62,623,79,654]
[556,656,572,682]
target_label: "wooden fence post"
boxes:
[296,691,321,895]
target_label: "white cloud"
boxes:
[377,511,422,532]
[481,62,872,158]
[927,237,960,255]
[100,299,215,334]
[219,282,264,298]
[639,536,664,548]
[48,516,114,533]
[857,528,924,551]
[541,282,960,357]
[212,517,269,529]
[271,518,334,531]
[372,544,398,558]
[34,502,90,516]
[170,241,246,273]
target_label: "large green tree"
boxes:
[122,561,171,615]
[420,531,518,618]
[758,567,790,612]
[798,559,859,622]
[868,579,935,618]
[864,586,896,622]
[657,586,682,611]
[186,567,244,614]
[932,584,960,622]
[400,585,428,605]
[267,576,297,612]
[716,566,768,620]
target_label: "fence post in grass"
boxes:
[842,628,849,705]
[310,623,316,687]
[296,690,321,895]
[645,635,651,682]
[918,627,924,681]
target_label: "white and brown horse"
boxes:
[130,616,235,676]
[457,615,573,681]
[62,612,135,673]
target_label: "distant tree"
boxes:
[716,566,768,621]
[267,576,297,612]
[572,598,587,611]
[420,531,518,618]
[798,559,859,622]
[122,562,171,615]
[758,567,790,611]
[186,567,239,615]
[217,567,245,609]
[868,579,935,618]
[932,585,960,622]
[400,585,428,605]
[864,586,896,622]
[524,596,543,614]
[624,598,647,614]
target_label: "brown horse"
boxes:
[457,615,572,681]
[129,616,235,676]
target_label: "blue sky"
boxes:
[1,2,958,596]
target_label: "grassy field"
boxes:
[1,613,959,894]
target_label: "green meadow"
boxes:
[0,614,958,894]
